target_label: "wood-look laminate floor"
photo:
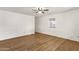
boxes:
[0,33,79,51]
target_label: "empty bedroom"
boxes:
[0,7,79,51]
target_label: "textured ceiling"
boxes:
[0,7,78,16]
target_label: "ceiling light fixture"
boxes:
[32,7,49,15]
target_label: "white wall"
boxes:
[35,9,79,41]
[0,10,35,40]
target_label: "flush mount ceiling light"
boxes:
[32,7,49,15]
